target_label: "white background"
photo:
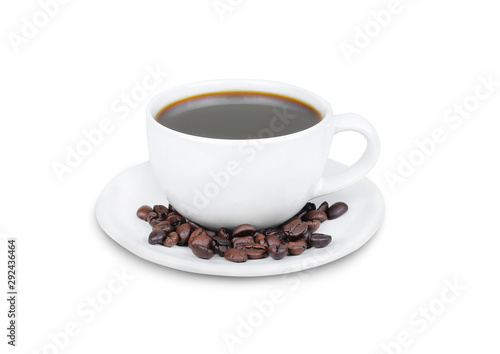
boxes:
[1,0,499,353]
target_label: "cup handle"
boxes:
[314,113,381,197]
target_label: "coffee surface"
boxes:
[154,91,322,139]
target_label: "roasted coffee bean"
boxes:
[303,210,327,222]
[175,223,192,246]
[150,218,163,227]
[153,205,169,218]
[152,219,165,227]
[147,212,163,227]
[264,228,285,238]
[255,233,267,246]
[240,243,267,259]
[188,228,210,248]
[210,236,231,257]
[308,233,332,248]
[303,202,316,212]
[268,244,288,260]
[163,232,179,247]
[283,217,308,239]
[191,244,215,259]
[188,221,202,231]
[153,221,175,233]
[191,234,212,249]
[327,202,348,220]
[280,215,300,228]
[166,212,186,227]
[301,229,312,247]
[148,229,167,245]
[224,248,248,263]
[232,224,256,238]
[205,229,216,237]
[153,220,169,229]
[187,228,204,247]
[217,227,231,239]
[147,211,158,223]
[266,235,283,247]
[306,220,321,233]
[293,236,307,244]
[287,239,307,255]
[141,198,343,262]
[317,201,329,213]
[295,209,308,218]
[156,213,167,222]
[137,205,153,221]
[232,236,255,249]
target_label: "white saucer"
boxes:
[95,160,385,277]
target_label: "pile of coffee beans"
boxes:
[137,201,348,263]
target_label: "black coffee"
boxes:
[154,91,322,139]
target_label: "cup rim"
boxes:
[146,79,334,143]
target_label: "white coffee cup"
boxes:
[146,80,380,230]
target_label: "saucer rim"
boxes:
[95,160,385,277]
